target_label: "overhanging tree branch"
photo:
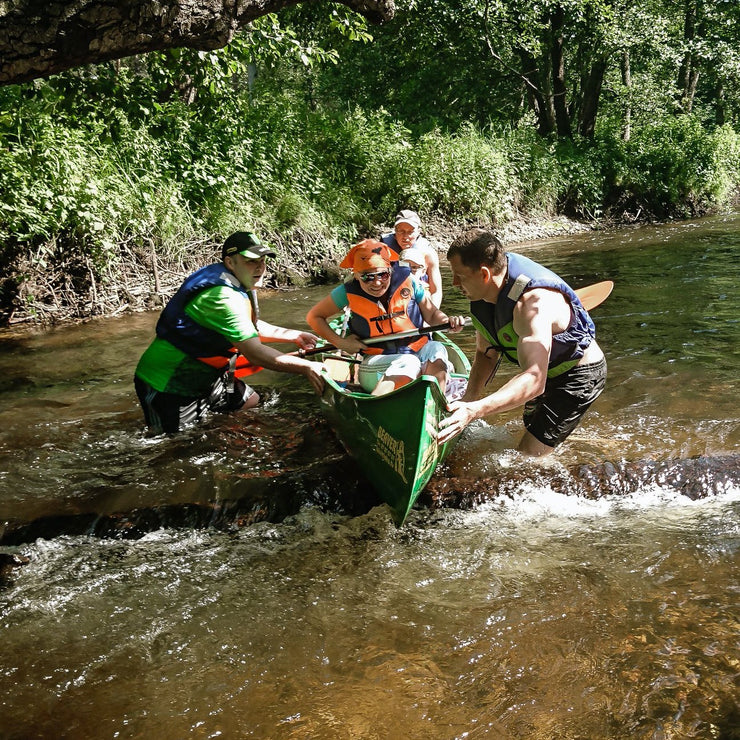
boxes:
[0,0,395,86]
[482,0,541,96]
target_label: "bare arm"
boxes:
[256,320,319,351]
[425,249,443,308]
[418,291,448,327]
[462,331,501,401]
[471,291,551,412]
[234,336,325,394]
[418,292,467,333]
[306,295,367,354]
[438,289,558,443]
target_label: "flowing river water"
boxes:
[1,215,738,739]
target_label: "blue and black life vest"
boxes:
[156,263,261,376]
[470,253,595,377]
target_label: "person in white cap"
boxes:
[399,246,429,291]
[134,231,325,434]
[381,209,443,308]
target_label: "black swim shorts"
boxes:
[134,374,256,435]
[522,357,607,448]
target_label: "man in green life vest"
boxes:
[134,231,325,434]
[438,227,606,456]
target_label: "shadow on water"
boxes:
[0,382,382,546]
[3,449,739,546]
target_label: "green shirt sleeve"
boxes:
[184,285,259,344]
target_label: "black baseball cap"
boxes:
[221,231,276,260]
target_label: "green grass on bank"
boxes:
[1,87,739,323]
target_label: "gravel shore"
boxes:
[418,215,593,254]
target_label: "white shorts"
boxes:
[357,340,452,392]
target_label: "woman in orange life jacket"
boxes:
[306,239,466,396]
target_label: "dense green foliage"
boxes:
[0,0,739,323]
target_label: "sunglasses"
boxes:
[359,270,391,283]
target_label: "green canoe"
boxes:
[317,332,470,526]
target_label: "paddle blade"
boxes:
[575,280,613,311]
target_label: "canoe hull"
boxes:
[318,334,470,525]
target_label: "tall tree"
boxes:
[620,49,632,140]
[483,0,621,139]
[676,0,701,113]
[673,0,740,123]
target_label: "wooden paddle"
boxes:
[576,280,613,311]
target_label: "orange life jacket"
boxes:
[345,268,428,355]
[197,352,262,378]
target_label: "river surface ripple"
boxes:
[1,214,738,739]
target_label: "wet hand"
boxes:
[307,362,326,394]
[295,332,320,351]
[438,400,476,443]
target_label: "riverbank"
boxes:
[2,213,600,332]
[423,213,593,253]
[6,202,735,333]
[6,204,734,332]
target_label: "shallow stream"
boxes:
[1,214,738,738]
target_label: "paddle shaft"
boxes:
[298,318,472,358]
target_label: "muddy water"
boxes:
[1,214,738,738]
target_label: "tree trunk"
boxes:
[676,0,700,112]
[621,49,631,141]
[517,48,555,136]
[548,5,572,138]
[684,67,700,113]
[0,0,395,86]
[578,57,607,139]
[715,82,725,126]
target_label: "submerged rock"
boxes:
[0,457,377,546]
[422,454,740,510]
[1,454,738,544]
[0,552,30,586]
